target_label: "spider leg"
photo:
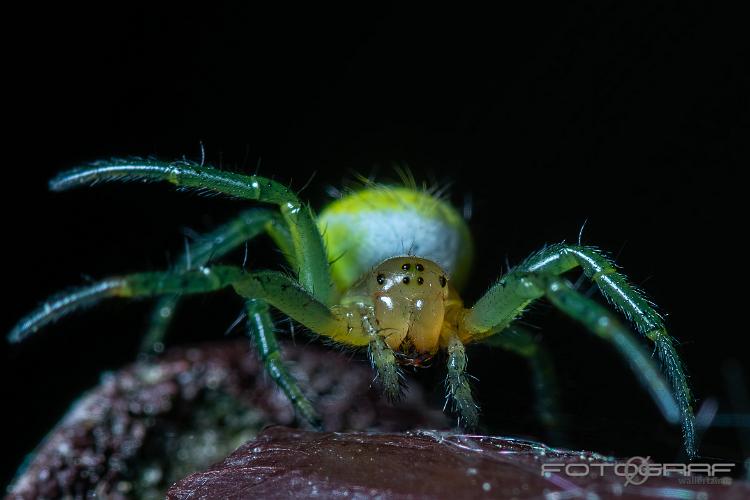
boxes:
[462,266,696,457]
[9,266,373,426]
[483,325,562,431]
[465,243,695,454]
[9,267,244,343]
[445,332,479,429]
[519,245,692,409]
[521,244,694,456]
[10,266,367,347]
[50,158,333,306]
[535,275,695,456]
[245,298,321,428]
[142,208,291,352]
[360,313,402,401]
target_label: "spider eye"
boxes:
[439,276,447,287]
[377,274,385,285]
[402,263,410,270]
[416,277,424,285]
[402,276,410,284]
[415,263,424,272]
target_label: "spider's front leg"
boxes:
[460,244,696,458]
[50,158,334,306]
[48,160,338,426]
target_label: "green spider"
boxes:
[9,158,696,458]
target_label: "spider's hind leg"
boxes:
[246,299,321,428]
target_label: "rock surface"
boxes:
[169,426,749,500]
[6,340,446,499]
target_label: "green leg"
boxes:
[9,267,244,343]
[9,259,397,410]
[464,243,696,457]
[534,276,694,452]
[523,244,694,456]
[524,274,690,455]
[483,325,561,430]
[50,158,333,306]
[141,208,288,353]
[10,267,365,346]
[445,333,478,429]
[9,266,377,433]
[360,313,402,401]
[245,299,321,427]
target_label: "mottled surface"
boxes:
[6,340,446,500]
[170,427,749,500]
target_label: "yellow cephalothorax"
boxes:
[342,257,452,355]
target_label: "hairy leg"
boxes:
[462,251,695,456]
[245,298,320,427]
[359,311,402,401]
[522,244,694,455]
[9,268,243,343]
[445,332,478,428]
[483,325,561,430]
[45,160,415,401]
[50,158,333,305]
[518,245,692,425]
[9,264,396,428]
[10,266,367,347]
[537,275,695,456]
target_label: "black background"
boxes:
[3,2,748,486]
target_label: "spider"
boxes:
[9,158,696,458]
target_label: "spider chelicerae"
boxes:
[9,158,696,458]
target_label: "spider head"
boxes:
[368,257,450,355]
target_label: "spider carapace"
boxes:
[9,159,697,457]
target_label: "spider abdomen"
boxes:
[318,186,473,293]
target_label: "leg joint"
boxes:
[645,327,666,342]
[591,267,617,282]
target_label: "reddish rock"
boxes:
[169,427,750,500]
